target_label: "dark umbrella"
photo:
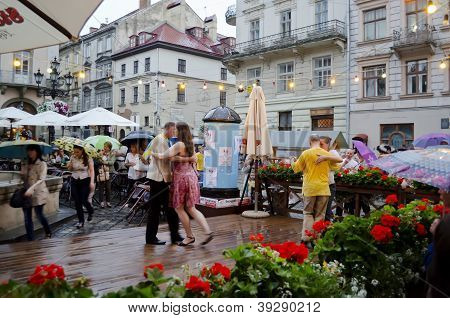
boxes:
[120,130,154,147]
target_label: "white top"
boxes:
[328,150,341,185]
[125,153,147,180]
[70,157,92,180]
[342,157,359,170]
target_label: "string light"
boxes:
[427,0,437,14]
[203,81,208,90]
[440,59,448,69]
[137,79,143,85]
[381,72,387,79]
[160,80,165,88]
[47,67,52,73]
[218,83,225,91]
[354,75,360,83]
[444,14,449,26]
[13,59,21,67]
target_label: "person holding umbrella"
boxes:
[21,144,52,240]
[67,144,95,228]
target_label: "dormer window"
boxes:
[187,27,203,39]
[130,35,138,48]
[138,32,152,44]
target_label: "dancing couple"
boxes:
[143,122,213,246]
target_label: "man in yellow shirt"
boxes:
[195,146,204,184]
[293,135,343,242]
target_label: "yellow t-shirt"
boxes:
[292,147,338,197]
[195,152,204,171]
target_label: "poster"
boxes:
[204,150,212,158]
[205,167,217,187]
[234,136,243,154]
[205,129,215,146]
[219,147,232,166]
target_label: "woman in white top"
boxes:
[125,142,147,194]
[67,145,95,228]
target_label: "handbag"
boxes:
[10,165,32,208]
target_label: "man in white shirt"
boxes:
[320,136,342,221]
[341,149,359,170]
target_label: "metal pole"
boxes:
[345,0,351,142]
[254,96,259,213]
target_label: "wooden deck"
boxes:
[0,215,302,294]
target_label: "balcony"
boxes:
[0,70,35,87]
[225,5,236,26]
[392,24,436,57]
[224,20,346,61]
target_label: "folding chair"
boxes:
[124,183,151,225]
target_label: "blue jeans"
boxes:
[23,205,51,241]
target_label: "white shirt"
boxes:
[342,157,359,170]
[328,150,341,185]
[125,153,147,180]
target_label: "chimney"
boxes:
[139,0,151,9]
[89,27,98,33]
[204,15,217,42]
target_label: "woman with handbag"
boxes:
[97,141,115,208]
[20,144,52,241]
[68,144,95,228]
[153,122,213,246]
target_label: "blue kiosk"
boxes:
[201,106,241,199]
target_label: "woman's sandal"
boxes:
[178,236,195,246]
[201,232,214,245]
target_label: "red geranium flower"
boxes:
[249,233,264,242]
[415,223,427,236]
[344,169,350,174]
[305,230,317,239]
[144,263,164,278]
[417,205,427,211]
[185,276,211,295]
[370,225,393,243]
[210,263,231,281]
[385,194,398,205]
[337,172,342,177]
[271,166,277,172]
[28,264,65,285]
[433,204,444,214]
[380,214,401,228]
[397,178,404,184]
[264,242,308,264]
[381,175,388,181]
[366,172,373,177]
[358,166,365,171]
[421,198,430,204]
[398,204,405,209]
[312,220,332,233]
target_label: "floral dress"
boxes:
[171,161,200,209]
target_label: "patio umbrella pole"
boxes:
[254,98,259,213]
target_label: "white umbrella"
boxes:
[0,0,103,53]
[0,107,32,121]
[16,111,67,126]
[64,107,139,127]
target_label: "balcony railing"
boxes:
[0,70,34,86]
[225,20,346,57]
[225,5,236,26]
[392,24,436,47]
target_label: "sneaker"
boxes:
[75,222,84,229]
[87,214,93,222]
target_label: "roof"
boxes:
[203,106,241,124]
[270,131,349,150]
[112,23,226,59]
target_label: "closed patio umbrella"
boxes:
[0,0,103,53]
[64,107,139,127]
[241,85,273,218]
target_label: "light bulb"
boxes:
[79,71,85,79]
[13,59,21,67]
[218,84,224,91]
[381,73,387,79]
[161,80,165,88]
[413,24,418,32]
[288,81,295,89]
[47,68,52,73]
[138,79,143,85]
[354,75,360,83]
[180,82,186,90]
[330,77,336,85]
[203,82,207,90]
[427,0,437,14]
[440,60,448,69]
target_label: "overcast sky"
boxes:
[82,0,236,37]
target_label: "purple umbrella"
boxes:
[353,140,378,165]
[413,133,450,148]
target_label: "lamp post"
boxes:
[34,57,74,100]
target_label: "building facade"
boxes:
[224,0,348,133]
[59,41,83,115]
[112,0,236,138]
[349,0,450,149]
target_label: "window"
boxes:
[364,7,386,41]
[120,88,125,105]
[83,90,91,111]
[133,60,139,74]
[133,87,139,103]
[65,55,70,68]
[311,109,334,131]
[277,62,294,93]
[97,65,104,79]
[250,19,260,41]
[221,68,228,81]
[247,67,261,87]
[281,10,292,36]
[121,64,126,77]
[363,65,386,97]
[145,58,151,72]
[96,92,105,108]
[130,36,138,47]
[407,59,427,94]
[144,84,150,102]
[177,84,186,103]
[105,35,112,51]
[105,91,112,108]
[97,38,103,54]
[178,59,186,73]
[313,56,332,88]
[315,0,328,25]
[406,0,427,31]
[13,51,30,76]
[74,53,79,65]
[84,43,91,59]
[220,91,227,106]
[105,63,112,77]
[380,124,414,148]
[145,116,149,126]
[279,111,292,131]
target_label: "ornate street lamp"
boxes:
[34,57,74,100]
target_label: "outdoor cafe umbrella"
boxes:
[120,130,154,147]
[0,140,52,159]
[413,133,450,149]
[0,0,104,54]
[371,147,450,191]
[241,85,273,218]
[16,111,67,126]
[85,135,121,151]
[0,107,32,139]
[64,107,139,127]
[353,140,378,166]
